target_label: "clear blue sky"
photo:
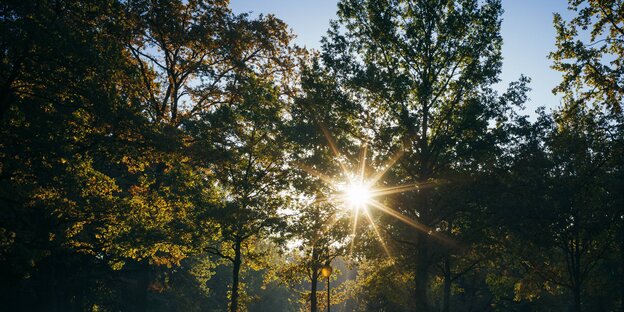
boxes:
[230,0,572,116]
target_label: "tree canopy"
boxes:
[0,0,622,311]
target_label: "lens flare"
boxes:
[345,182,371,207]
[296,123,455,263]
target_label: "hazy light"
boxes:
[345,182,371,207]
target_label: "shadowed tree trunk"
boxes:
[311,268,319,312]
[230,237,243,312]
[414,236,430,312]
[443,220,454,312]
[621,228,624,312]
[136,262,150,312]
[414,155,432,312]
[443,256,451,312]
[568,215,582,312]
[310,246,320,312]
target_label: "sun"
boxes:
[344,181,372,207]
[296,125,452,260]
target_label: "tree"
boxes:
[551,0,624,115]
[0,1,290,310]
[282,58,362,312]
[551,1,624,310]
[499,105,621,312]
[321,0,524,310]
[548,105,618,312]
[124,2,297,310]
[347,258,414,311]
[125,0,278,126]
[189,72,295,311]
[0,1,162,309]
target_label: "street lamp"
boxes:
[321,262,332,312]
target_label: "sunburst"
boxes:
[343,181,371,208]
[297,125,451,261]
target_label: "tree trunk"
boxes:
[443,256,451,312]
[230,238,243,312]
[573,285,581,312]
[311,268,319,312]
[443,220,453,312]
[620,227,623,312]
[310,246,319,312]
[414,236,430,312]
[414,181,431,312]
[136,262,150,312]
[572,221,582,312]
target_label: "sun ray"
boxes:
[358,144,367,181]
[370,184,421,197]
[320,211,341,233]
[368,200,455,246]
[367,200,431,234]
[363,208,393,260]
[349,206,360,258]
[298,126,456,259]
[311,189,370,207]
[295,163,338,186]
[369,181,439,197]
[319,124,351,177]
[368,148,405,185]
[305,193,335,206]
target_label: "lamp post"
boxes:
[321,262,332,312]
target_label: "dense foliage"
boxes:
[0,0,622,311]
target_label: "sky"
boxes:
[230,0,573,116]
